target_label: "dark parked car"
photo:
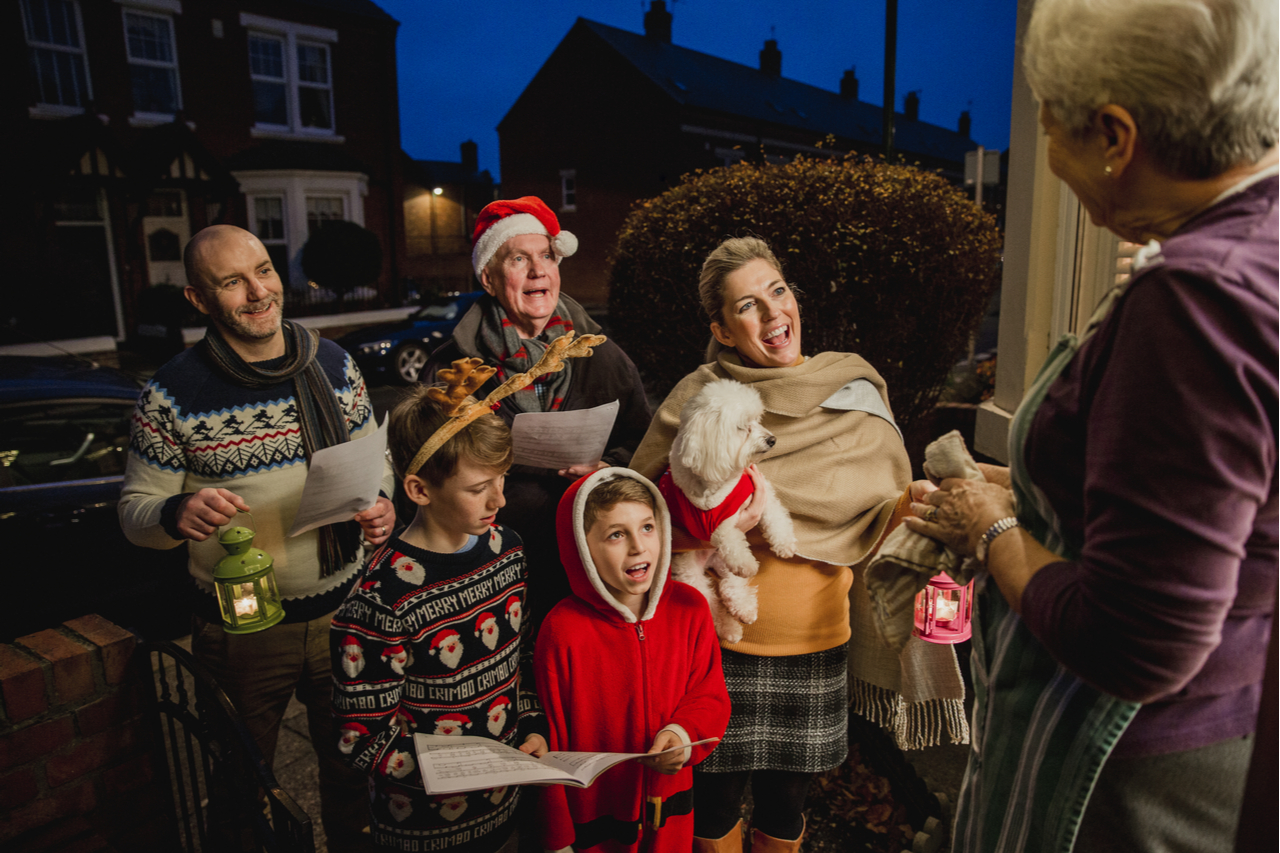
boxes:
[337,291,483,384]
[0,356,189,641]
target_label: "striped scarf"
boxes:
[199,320,359,578]
[475,295,575,413]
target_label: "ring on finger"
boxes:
[381,525,387,536]
[927,506,939,522]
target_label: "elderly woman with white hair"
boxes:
[906,1,1277,851]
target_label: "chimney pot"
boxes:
[460,140,478,174]
[644,1,672,43]
[759,38,782,76]
[958,110,972,138]
[904,91,920,121]
[840,68,859,100]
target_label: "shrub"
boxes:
[301,220,383,305]
[607,156,1002,434]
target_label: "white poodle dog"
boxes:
[666,379,797,643]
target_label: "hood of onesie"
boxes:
[555,467,672,623]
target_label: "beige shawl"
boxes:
[633,351,969,749]
[631,351,910,565]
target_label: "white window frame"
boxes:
[233,170,367,287]
[240,13,342,142]
[974,0,1136,463]
[55,188,126,347]
[559,169,577,212]
[23,0,92,118]
[305,195,346,234]
[121,7,182,125]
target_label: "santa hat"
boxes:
[437,713,471,728]
[474,613,497,636]
[471,196,578,280]
[488,696,512,713]
[341,722,369,737]
[341,637,362,652]
[429,629,461,655]
[505,596,520,615]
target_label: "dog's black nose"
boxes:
[765,435,776,448]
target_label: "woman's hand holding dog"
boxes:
[733,464,769,534]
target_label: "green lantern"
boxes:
[212,514,285,634]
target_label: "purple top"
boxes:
[1020,176,1278,758]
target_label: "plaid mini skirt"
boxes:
[698,643,849,774]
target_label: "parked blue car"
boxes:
[0,356,189,641]
[337,291,483,384]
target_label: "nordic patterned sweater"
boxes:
[119,340,394,620]
[331,526,547,853]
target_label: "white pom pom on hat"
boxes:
[471,196,578,280]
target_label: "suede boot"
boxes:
[749,816,804,853]
[693,819,744,853]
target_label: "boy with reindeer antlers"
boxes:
[331,335,602,853]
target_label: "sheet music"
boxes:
[416,735,571,793]
[288,419,387,537]
[414,734,719,794]
[511,400,619,469]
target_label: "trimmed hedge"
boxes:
[301,219,383,300]
[606,156,1002,433]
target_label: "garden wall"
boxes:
[0,615,172,851]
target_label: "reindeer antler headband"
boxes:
[407,330,607,476]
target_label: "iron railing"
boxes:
[148,640,315,852]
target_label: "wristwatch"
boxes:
[975,517,1019,564]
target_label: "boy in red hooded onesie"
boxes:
[535,467,731,853]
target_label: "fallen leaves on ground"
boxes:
[804,744,915,852]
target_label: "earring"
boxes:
[1104,165,1113,176]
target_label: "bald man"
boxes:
[120,225,393,850]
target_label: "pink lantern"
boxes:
[912,573,973,644]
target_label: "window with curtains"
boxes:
[306,196,345,234]
[252,196,290,278]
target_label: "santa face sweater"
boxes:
[119,340,394,619]
[535,469,731,853]
[331,526,545,853]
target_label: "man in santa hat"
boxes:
[423,196,651,625]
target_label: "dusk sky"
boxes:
[377,0,1019,180]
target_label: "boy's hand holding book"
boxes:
[638,729,687,776]
[519,734,549,758]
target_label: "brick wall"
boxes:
[0,615,173,852]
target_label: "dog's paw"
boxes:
[722,589,758,624]
[717,621,745,644]
[770,538,798,559]
[724,555,759,579]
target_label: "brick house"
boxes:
[402,140,497,299]
[4,0,406,353]
[497,1,979,305]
